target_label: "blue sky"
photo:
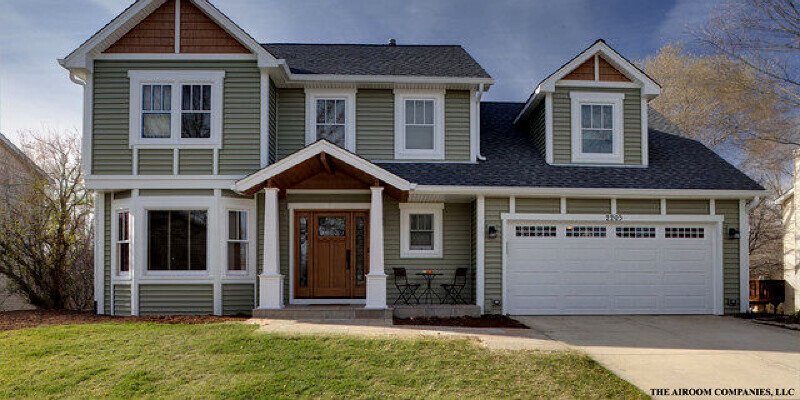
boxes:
[0,0,719,144]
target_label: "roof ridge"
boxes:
[262,43,463,48]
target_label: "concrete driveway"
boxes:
[514,316,800,399]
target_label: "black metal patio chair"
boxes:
[440,268,468,304]
[393,268,420,305]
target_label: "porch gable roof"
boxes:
[233,140,416,195]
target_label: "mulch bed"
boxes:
[0,309,247,332]
[393,315,529,329]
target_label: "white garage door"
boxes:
[506,223,718,315]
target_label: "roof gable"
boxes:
[59,0,278,70]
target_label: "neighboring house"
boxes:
[0,132,45,311]
[780,152,800,314]
[59,0,763,317]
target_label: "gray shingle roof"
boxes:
[377,102,763,191]
[262,43,491,78]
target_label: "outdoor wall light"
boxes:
[487,225,498,239]
[728,228,741,239]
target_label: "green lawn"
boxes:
[0,322,646,399]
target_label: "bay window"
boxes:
[116,210,130,274]
[227,210,248,272]
[147,210,208,271]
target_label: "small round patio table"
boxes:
[415,272,443,304]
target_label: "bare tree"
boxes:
[701,0,800,106]
[0,129,93,309]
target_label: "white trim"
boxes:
[399,203,444,258]
[111,204,132,280]
[560,197,567,214]
[233,140,415,193]
[305,88,357,152]
[366,187,387,309]
[501,214,724,315]
[394,89,446,160]
[709,199,716,215]
[475,196,486,313]
[86,176,240,190]
[260,70,270,167]
[555,80,641,89]
[174,0,180,54]
[641,96,649,167]
[95,53,258,61]
[128,70,225,148]
[132,148,139,175]
[501,213,724,224]
[570,91,625,164]
[412,185,765,199]
[610,198,617,214]
[514,40,661,124]
[739,199,750,312]
[509,196,516,214]
[172,149,179,175]
[661,198,667,215]
[94,192,105,313]
[59,0,279,70]
[545,93,554,164]
[594,55,600,80]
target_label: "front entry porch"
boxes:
[233,141,416,311]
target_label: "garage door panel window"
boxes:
[566,226,606,238]
[665,227,705,239]
[516,225,556,237]
[616,227,656,239]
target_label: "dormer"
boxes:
[514,40,661,167]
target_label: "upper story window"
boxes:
[569,91,624,164]
[129,70,225,148]
[394,90,445,160]
[305,89,356,152]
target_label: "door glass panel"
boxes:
[299,216,308,288]
[318,217,346,236]
[355,216,365,287]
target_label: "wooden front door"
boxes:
[294,211,369,299]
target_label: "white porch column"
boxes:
[259,187,284,309]
[365,186,387,309]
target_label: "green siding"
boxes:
[717,200,741,314]
[516,198,560,214]
[666,200,710,215]
[356,90,394,161]
[138,284,213,315]
[552,86,642,165]
[104,193,111,314]
[276,88,305,160]
[178,149,213,175]
[384,199,474,304]
[444,90,471,161]
[113,285,131,316]
[138,189,214,196]
[617,199,661,215]
[268,79,278,163]
[222,284,255,316]
[92,60,260,176]
[483,197,509,313]
[528,101,546,157]
[137,149,173,175]
[566,198,612,214]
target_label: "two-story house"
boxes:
[60,0,763,317]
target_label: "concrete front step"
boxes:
[393,304,481,319]
[252,305,392,321]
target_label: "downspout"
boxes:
[476,83,486,161]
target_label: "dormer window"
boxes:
[570,91,624,164]
[128,70,225,148]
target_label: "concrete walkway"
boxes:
[514,316,800,399]
[247,318,566,351]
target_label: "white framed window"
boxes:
[305,89,356,152]
[128,70,225,148]
[569,91,624,164]
[394,90,445,160]
[116,210,131,275]
[226,210,249,273]
[399,203,444,258]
